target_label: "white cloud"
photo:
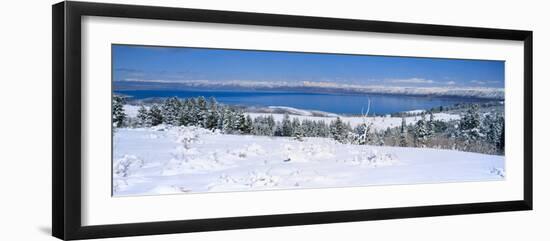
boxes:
[387,78,434,84]
[445,81,456,85]
[470,80,500,85]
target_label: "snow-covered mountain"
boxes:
[115,79,504,99]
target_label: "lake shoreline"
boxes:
[114,89,500,116]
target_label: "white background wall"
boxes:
[0,0,547,240]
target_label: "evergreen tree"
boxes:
[112,95,126,127]
[136,105,149,127]
[459,104,481,142]
[399,117,408,147]
[233,111,246,133]
[293,124,304,141]
[188,98,199,125]
[178,99,193,126]
[161,97,181,125]
[148,104,163,126]
[291,118,303,140]
[205,97,219,130]
[428,111,435,136]
[222,108,234,133]
[266,115,276,136]
[315,120,329,137]
[414,113,430,147]
[498,117,505,152]
[244,115,253,134]
[482,112,505,153]
[330,117,347,143]
[196,96,208,127]
[281,114,293,136]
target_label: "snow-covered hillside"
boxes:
[247,112,458,131]
[113,126,504,196]
[124,104,460,131]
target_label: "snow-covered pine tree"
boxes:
[161,97,181,125]
[399,117,408,147]
[112,95,126,128]
[414,113,430,147]
[281,114,293,136]
[459,104,481,142]
[205,97,219,130]
[216,106,225,130]
[497,116,505,152]
[428,111,435,136]
[316,120,330,137]
[178,99,191,126]
[136,105,149,127]
[293,125,304,141]
[233,111,246,134]
[148,104,163,126]
[291,118,304,141]
[301,119,313,137]
[481,112,505,153]
[266,115,276,136]
[188,98,199,126]
[291,118,300,133]
[375,131,385,146]
[222,108,234,133]
[244,115,253,134]
[196,96,208,128]
[330,117,347,143]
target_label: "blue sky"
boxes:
[113,45,504,88]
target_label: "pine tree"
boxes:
[205,97,219,130]
[233,111,246,133]
[414,113,430,147]
[148,104,163,126]
[216,106,225,130]
[291,118,304,141]
[330,117,347,143]
[459,104,481,142]
[112,95,126,128]
[178,99,193,126]
[188,98,199,125]
[161,97,181,125]
[266,115,276,136]
[196,96,208,128]
[136,105,149,127]
[222,108,234,133]
[497,116,505,152]
[293,125,304,141]
[244,115,253,134]
[399,117,408,147]
[482,112,505,153]
[281,114,293,136]
[428,111,435,136]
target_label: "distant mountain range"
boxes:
[114,80,504,99]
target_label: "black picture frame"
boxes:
[52,1,533,240]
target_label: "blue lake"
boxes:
[115,89,490,115]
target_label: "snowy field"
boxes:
[113,125,504,196]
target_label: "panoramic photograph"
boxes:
[111,44,505,196]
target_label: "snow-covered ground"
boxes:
[113,125,504,196]
[262,106,339,117]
